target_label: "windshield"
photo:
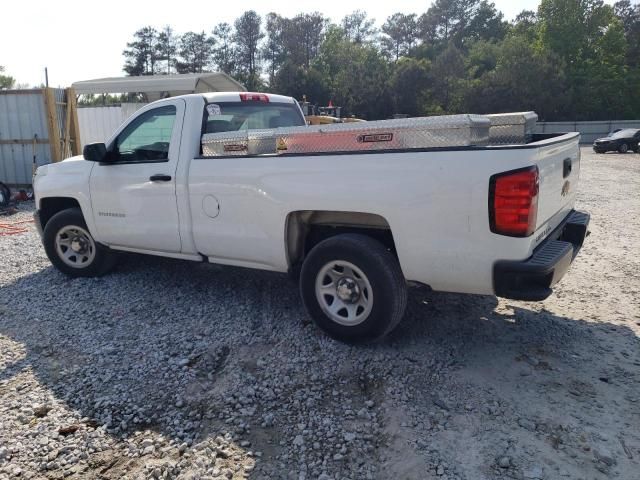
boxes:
[203,102,306,134]
[611,129,638,138]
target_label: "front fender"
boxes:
[34,158,97,238]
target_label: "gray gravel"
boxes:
[1,148,639,480]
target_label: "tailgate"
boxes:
[534,133,581,236]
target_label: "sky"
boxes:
[0,0,614,87]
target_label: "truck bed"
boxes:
[189,131,581,295]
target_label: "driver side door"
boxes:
[89,99,185,253]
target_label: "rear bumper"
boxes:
[493,210,590,301]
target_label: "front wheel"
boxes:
[43,208,116,277]
[300,234,407,343]
[618,143,629,153]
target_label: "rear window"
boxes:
[203,102,306,134]
[612,129,639,138]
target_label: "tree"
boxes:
[269,13,328,97]
[431,42,466,112]
[465,39,499,79]
[234,10,265,90]
[574,18,630,119]
[272,61,329,103]
[176,31,214,74]
[262,13,326,82]
[0,66,15,89]
[538,0,615,65]
[341,11,376,43]
[156,26,177,74]
[419,0,476,45]
[419,0,505,48]
[290,13,327,68]
[464,35,568,120]
[389,58,431,115]
[511,10,538,42]
[381,13,419,61]
[212,23,236,74]
[123,27,158,76]
[464,1,507,42]
[538,0,631,119]
[614,0,640,66]
[118,0,640,122]
[316,26,392,118]
[263,13,286,83]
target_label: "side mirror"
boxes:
[83,143,108,162]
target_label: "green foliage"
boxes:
[123,27,159,76]
[233,11,264,90]
[315,26,392,119]
[614,0,640,66]
[389,58,432,115]
[77,94,142,107]
[120,2,640,120]
[212,23,236,75]
[0,65,15,89]
[156,26,177,74]
[341,11,377,44]
[464,35,568,120]
[272,61,329,103]
[176,31,214,74]
[381,13,419,61]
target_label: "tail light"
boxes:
[240,93,269,102]
[489,166,539,237]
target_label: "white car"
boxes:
[33,92,589,342]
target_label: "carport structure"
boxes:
[72,72,246,102]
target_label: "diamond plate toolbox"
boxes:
[201,114,491,157]
[200,129,277,156]
[486,112,538,145]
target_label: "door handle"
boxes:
[149,174,172,182]
[563,158,572,178]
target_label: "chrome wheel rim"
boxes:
[55,225,96,268]
[315,260,373,326]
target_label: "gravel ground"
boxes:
[0,147,639,480]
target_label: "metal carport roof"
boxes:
[72,72,246,101]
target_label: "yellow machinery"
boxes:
[299,96,364,124]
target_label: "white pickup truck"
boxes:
[33,92,589,342]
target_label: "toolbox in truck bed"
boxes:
[201,114,493,156]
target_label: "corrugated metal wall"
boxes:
[77,103,144,146]
[536,120,640,144]
[0,90,57,186]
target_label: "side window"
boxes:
[115,105,176,162]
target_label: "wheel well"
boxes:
[39,197,81,228]
[285,211,397,269]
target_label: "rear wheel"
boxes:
[43,208,116,277]
[300,234,407,343]
[618,143,629,153]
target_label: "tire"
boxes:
[300,233,407,343]
[618,143,629,153]
[43,208,116,277]
[0,182,10,207]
